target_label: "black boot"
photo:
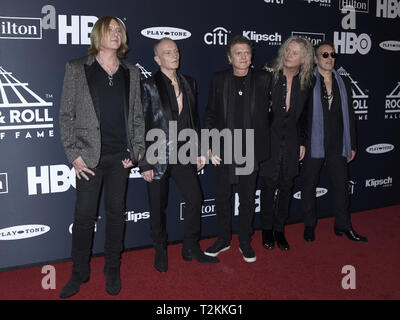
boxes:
[59,264,90,299]
[274,231,290,251]
[334,228,368,242]
[154,244,168,273]
[304,226,315,242]
[104,265,121,296]
[262,229,275,250]
[182,245,219,264]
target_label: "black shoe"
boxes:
[59,266,89,299]
[154,245,168,273]
[104,266,121,296]
[262,230,275,250]
[334,228,368,242]
[274,231,290,251]
[204,239,230,257]
[239,243,257,263]
[182,246,219,264]
[304,226,315,242]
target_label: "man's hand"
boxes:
[141,169,154,183]
[72,156,95,181]
[208,150,222,166]
[347,150,356,163]
[299,145,306,161]
[197,156,206,171]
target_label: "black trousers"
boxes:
[71,151,130,268]
[300,153,352,230]
[214,164,258,245]
[260,170,294,232]
[146,164,203,249]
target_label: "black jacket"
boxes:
[259,71,312,180]
[204,68,272,168]
[139,70,200,179]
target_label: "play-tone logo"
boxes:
[366,143,394,154]
[0,224,50,240]
[379,40,400,51]
[141,27,191,40]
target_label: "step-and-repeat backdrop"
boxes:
[1,0,399,270]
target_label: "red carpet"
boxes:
[1,205,399,300]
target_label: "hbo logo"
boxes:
[334,32,371,55]
[377,0,400,18]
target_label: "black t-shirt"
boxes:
[91,60,127,155]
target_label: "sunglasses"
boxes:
[321,52,338,59]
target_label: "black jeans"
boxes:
[300,153,351,230]
[146,164,203,249]
[214,164,258,245]
[260,168,294,232]
[71,151,130,268]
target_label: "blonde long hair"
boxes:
[270,36,314,90]
[88,16,128,58]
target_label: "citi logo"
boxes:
[305,0,331,6]
[339,0,369,13]
[0,17,42,39]
[242,31,281,45]
[0,224,50,240]
[293,188,328,199]
[376,0,400,18]
[141,27,191,40]
[366,143,394,154]
[385,82,400,120]
[204,27,230,46]
[264,0,284,3]
[291,31,325,46]
[365,176,392,188]
[379,40,400,51]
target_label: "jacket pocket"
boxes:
[75,127,89,149]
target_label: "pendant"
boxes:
[238,90,243,96]
[108,74,113,87]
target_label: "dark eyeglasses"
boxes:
[321,52,338,59]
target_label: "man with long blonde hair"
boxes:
[259,36,314,251]
[59,16,145,298]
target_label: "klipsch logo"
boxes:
[337,67,368,120]
[366,143,394,154]
[0,224,50,240]
[291,31,325,46]
[293,188,328,199]
[0,66,54,141]
[365,176,392,188]
[242,31,282,46]
[339,0,369,13]
[304,0,331,7]
[141,27,191,40]
[385,82,400,120]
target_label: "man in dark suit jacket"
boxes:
[300,41,367,243]
[203,35,271,263]
[139,37,219,273]
[59,17,145,298]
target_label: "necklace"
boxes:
[96,56,119,87]
[172,77,181,99]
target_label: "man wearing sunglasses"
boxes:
[300,41,367,243]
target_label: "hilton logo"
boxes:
[0,16,42,39]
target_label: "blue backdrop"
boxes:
[1,0,399,270]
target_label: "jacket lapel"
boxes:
[84,56,101,122]
[154,70,173,121]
